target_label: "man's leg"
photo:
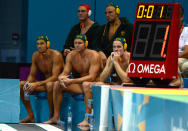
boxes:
[44,82,84,124]
[77,82,93,127]
[45,82,54,118]
[178,58,185,72]
[20,81,47,123]
[78,82,106,127]
[44,81,62,123]
[170,67,183,88]
[170,58,186,88]
[20,81,35,123]
[181,60,188,77]
[83,82,93,114]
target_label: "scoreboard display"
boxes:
[128,3,180,82]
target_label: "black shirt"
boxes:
[62,22,101,54]
[99,17,133,57]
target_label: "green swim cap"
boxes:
[75,34,87,43]
[37,35,48,44]
[37,35,50,48]
[114,37,127,50]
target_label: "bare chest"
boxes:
[36,58,53,76]
[108,25,120,40]
[72,57,90,75]
[80,24,92,35]
[108,26,115,41]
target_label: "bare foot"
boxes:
[43,118,59,124]
[20,115,35,123]
[77,126,90,131]
[77,120,89,127]
[170,79,181,87]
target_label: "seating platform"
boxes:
[92,84,188,131]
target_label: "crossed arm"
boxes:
[37,53,64,86]
[100,57,113,82]
[25,52,64,89]
[100,52,130,83]
[113,53,130,83]
[59,52,101,87]
[113,61,130,83]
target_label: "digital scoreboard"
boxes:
[128,3,180,83]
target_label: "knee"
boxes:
[83,82,91,93]
[54,81,61,92]
[96,82,104,85]
[20,81,25,89]
[179,58,187,70]
[181,64,188,77]
[178,58,184,66]
[46,82,53,93]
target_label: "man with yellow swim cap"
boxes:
[20,35,64,123]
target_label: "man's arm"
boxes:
[100,57,113,82]
[179,45,188,58]
[59,53,73,78]
[35,52,64,86]
[179,27,188,58]
[113,52,130,83]
[27,53,38,82]
[71,52,101,84]
[113,61,129,83]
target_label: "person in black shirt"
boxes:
[99,3,133,57]
[63,4,101,57]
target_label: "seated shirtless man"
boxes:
[100,37,131,84]
[20,35,64,123]
[44,34,103,124]
[79,37,132,127]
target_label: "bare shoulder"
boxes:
[49,49,63,60]
[32,51,39,59]
[124,51,130,58]
[87,49,100,58]
[50,49,62,57]
[126,52,130,57]
[31,52,39,65]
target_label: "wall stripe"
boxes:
[35,123,63,131]
[0,124,17,131]
[0,123,64,131]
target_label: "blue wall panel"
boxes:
[0,79,20,123]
